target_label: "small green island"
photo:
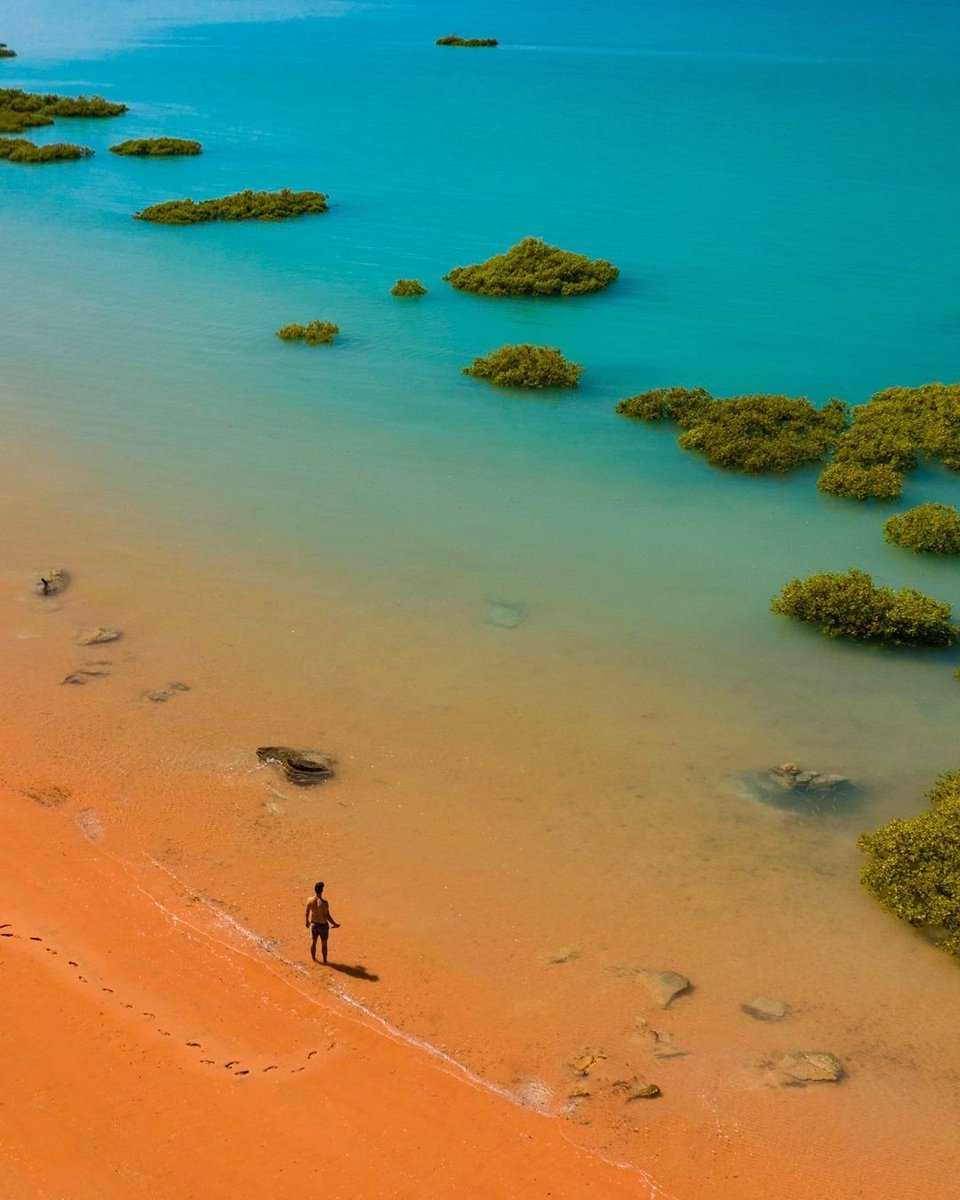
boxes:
[883,503,960,554]
[276,321,339,346]
[0,86,127,133]
[463,344,582,389]
[444,237,619,297]
[771,567,957,647]
[435,35,498,47]
[110,137,202,157]
[859,771,960,957]
[0,43,16,59]
[134,188,328,225]
[391,279,427,297]
[0,137,93,163]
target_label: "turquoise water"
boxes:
[3,0,960,766]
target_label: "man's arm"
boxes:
[305,900,313,927]
[327,906,340,929]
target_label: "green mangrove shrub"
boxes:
[444,237,618,297]
[391,278,427,297]
[435,35,498,46]
[463,344,582,389]
[110,137,202,156]
[818,382,960,496]
[0,137,93,162]
[616,386,714,428]
[817,461,903,501]
[0,86,127,133]
[276,321,339,346]
[0,43,16,58]
[771,567,957,646]
[883,503,960,554]
[134,188,329,224]
[676,394,847,474]
[858,772,960,956]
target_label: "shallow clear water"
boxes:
[2,0,960,1177]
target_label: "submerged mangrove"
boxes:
[444,237,618,297]
[435,35,498,47]
[0,137,93,162]
[0,86,126,134]
[858,771,960,957]
[771,567,957,647]
[0,43,16,58]
[134,188,329,224]
[883,503,960,555]
[276,321,339,346]
[463,344,582,389]
[391,278,427,297]
[110,137,202,156]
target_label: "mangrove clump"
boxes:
[0,43,16,59]
[883,503,960,555]
[276,321,339,346]
[436,35,498,47]
[463,344,582,389]
[771,567,957,647]
[817,382,960,498]
[616,386,714,428]
[391,278,427,297]
[816,461,903,501]
[0,137,93,162]
[858,772,960,957]
[677,394,846,474]
[0,86,127,133]
[134,188,329,225]
[110,137,202,156]
[444,237,618,297]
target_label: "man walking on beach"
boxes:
[305,881,340,964]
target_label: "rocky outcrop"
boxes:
[75,627,121,646]
[33,568,68,596]
[768,763,849,793]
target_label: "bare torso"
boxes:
[307,896,331,924]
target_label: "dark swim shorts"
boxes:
[311,921,330,938]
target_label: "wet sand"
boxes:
[1,439,959,1197]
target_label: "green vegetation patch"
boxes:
[817,461,903,501]
[463,343,582,389]
[0,137,93,162]
[134,188,329,224]
[883,503,960,555]
[276,321,339,346]
[858,772,960,956]
[616,386,714,428]
[444,237,618,297]
[110,137,202,157]
[0,86,126,133]
[0,43,16,59]
[817,382,960,497]
[436,35,498,46]
[771,567,957,647]
[391,278,427,297]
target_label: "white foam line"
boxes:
[134,849,679,1193]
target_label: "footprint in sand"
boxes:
[121,1003,133,1009]
[158,1030,171,1036]
[2,932,15,938]
[0,923,11,929]
[263,1065,278,1072]
[200,1059,215,1065]
[224,1060,239,1069]
[102,986,113,993]
[307,1050,317,1059]
[78,976,88,983]
[143,1012,155,1019]
[186,1042,201,1048]
[235,1070,250,1076]
[30,936,42,942]
[68,960,78,966]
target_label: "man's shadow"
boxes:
[325,961,379,981]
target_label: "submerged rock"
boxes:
[778,1050,844,1083]
[637,969,692,1009]
[635,1019,687,1057]
[484,599,527,629]
[256,745,335,787]
[33,568,68,596]
[75,627,121,646]
[769,763,849,793]
[741,762,857,814]
[741,995,790,1021]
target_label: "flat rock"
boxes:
[256,745,335,786]
[741,995,790,1021]
[484,599,527,629]
[778,1050,843,1083]
[637,969,692,1009]
[634,1019,687,1057]
[75,627,122,646]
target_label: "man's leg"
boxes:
[310,929,319,962]
[320,928,329,964]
